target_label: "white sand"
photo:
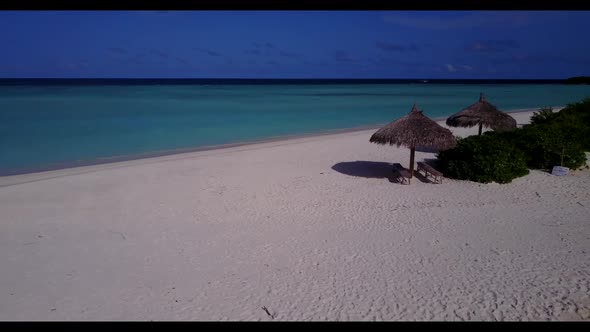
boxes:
[0,110,589,321]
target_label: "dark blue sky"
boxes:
[1,10,589,79]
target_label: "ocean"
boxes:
[1,79,589,175]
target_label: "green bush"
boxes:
[530,106,557,125]
[437,133,529,184]
[551,98,590,151]
[508,122,587,170]
[436,97,590,184]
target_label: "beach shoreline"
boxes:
[0,106,559,183]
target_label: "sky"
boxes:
[0,10,589,79]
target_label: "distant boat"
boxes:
[422,80,429,83]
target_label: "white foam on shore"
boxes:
[1,110,589,321]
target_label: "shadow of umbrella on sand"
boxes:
[370,104,457,179]
[331,161,396,179]
[446,93,517,136]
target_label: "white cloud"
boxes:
[58,61,89,71]
[445,64,456,72]
[382,12,531,30]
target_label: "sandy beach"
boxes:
[0,110,589,321]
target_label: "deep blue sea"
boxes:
[1,79,590,175]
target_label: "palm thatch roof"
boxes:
[445,93,517,131]
[370,104,457,150]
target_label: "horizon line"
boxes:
[0,77,574,80]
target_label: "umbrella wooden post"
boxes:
[409,147,415,178]
[478,123,483,136]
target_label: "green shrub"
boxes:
[552,99,590,151]
[509,123,587,170]
[437,133,529,184]
[436,97,590,184]
[530,106,557,125]
[526,100,590,146]
[500,98,589,170]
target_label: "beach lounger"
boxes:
[417,161,443,184]
[391,163,411,185]
[396,168,411,185]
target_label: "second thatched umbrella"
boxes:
[446,93,517,135]
[370,104,457,178]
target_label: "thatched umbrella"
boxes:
[370,104,457,178]
[446,93,517,135]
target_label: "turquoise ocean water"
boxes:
[1,81,590,175]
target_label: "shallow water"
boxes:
[1,81,589,174]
